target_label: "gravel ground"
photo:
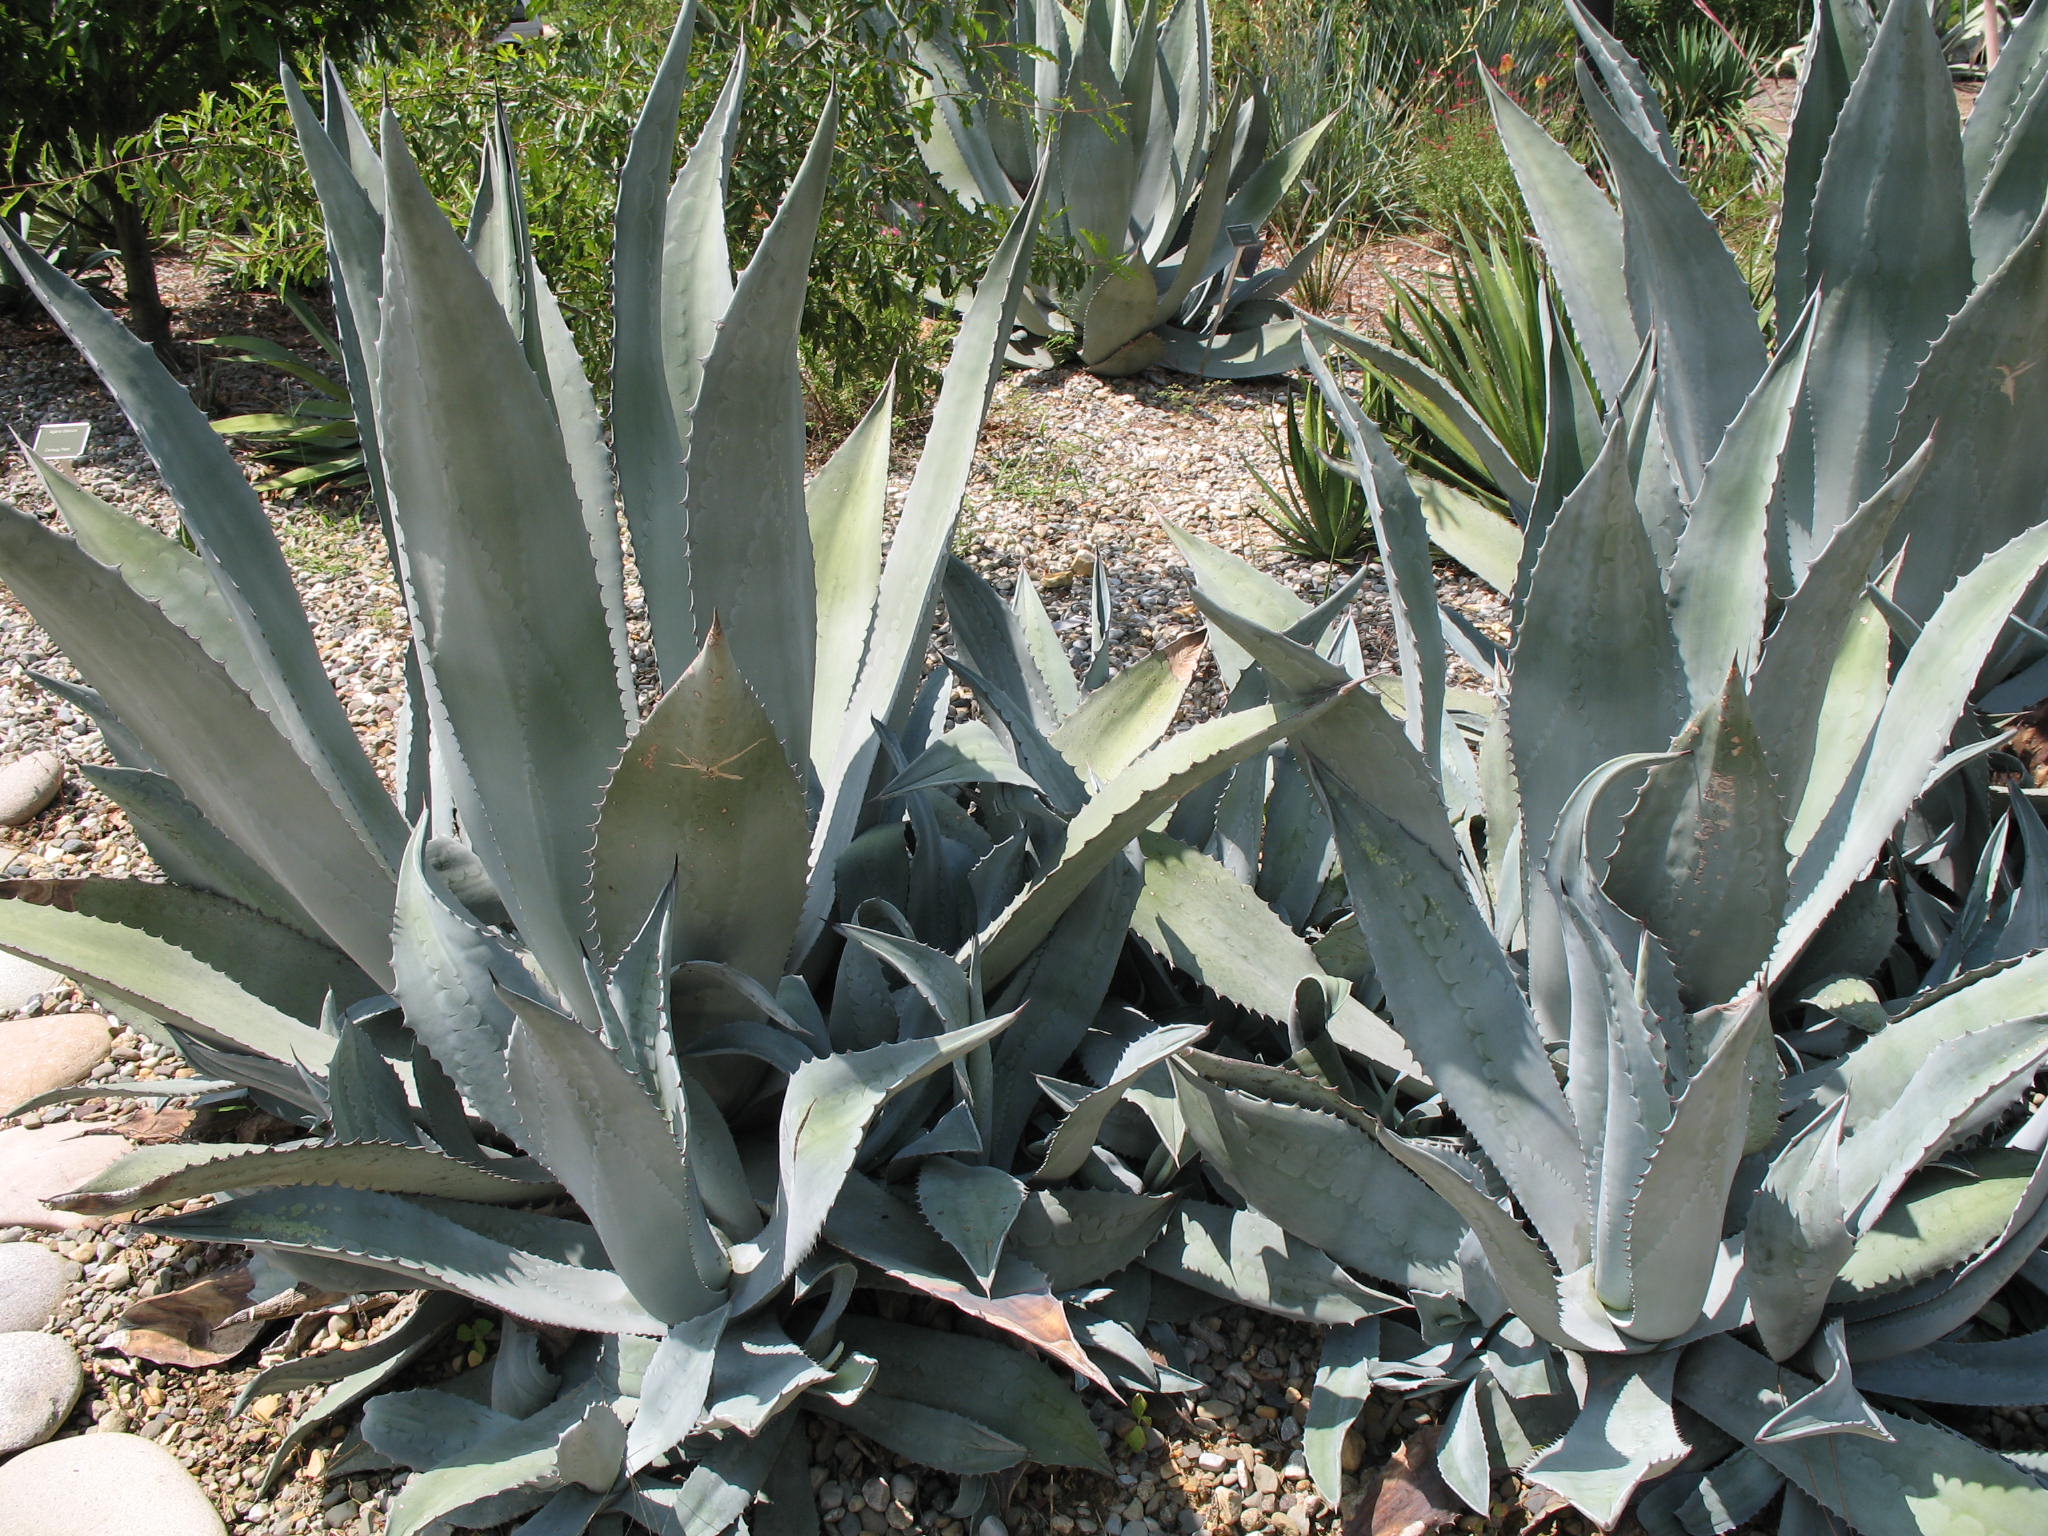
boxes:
[0,262,1512,1536]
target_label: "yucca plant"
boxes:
[903,0,1337,376]
[1132,3,2048,1531]
[0,5,1342,1530]
[204,288,367,498]
[1246,383,1374,564]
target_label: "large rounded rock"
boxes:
[0,1332,81,1455]
[0,1015,110,1115]
[0,1432,225,1535]
[0,1244,73,1333]
[0,1125,131,1231]
[0,754,61,828]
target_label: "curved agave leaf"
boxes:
[0,879,339,1073]
[1522,1352,1688,1531]
[1172,1066,1463,1293]
[145,1188,659,1334]
[1143,1200,1400,1325]
[834,1315,1109,1473]
[505,990,729,1325]
[732,1012,1021,1311]
[52,1140,552,1216]
[1798,0,1971,560]
[375,121,627,1020]
[610,4,708,675]
[591,626,808,978]
[1680,1333,2048,1536]
[0,501,398,975]
[972,695,1335,982]
[1129,831,1416,1077]
[1005,1188,1176,1293]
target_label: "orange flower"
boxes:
[1500,52,1515,71]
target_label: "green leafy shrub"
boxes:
[116,1,991,432]
[0,0,433,345]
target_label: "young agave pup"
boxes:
[0,5,1344,1530]
[1159,3,2048,1532]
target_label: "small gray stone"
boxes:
[0,1431,226,1535]
[0,753,62,828]
[0,954,60,1017]
[0,1241,71,1332]
[976,1519,1009,1536]
[0,1330,83,1454]
[862,1475,891,1512]
[0,1013,112,1115]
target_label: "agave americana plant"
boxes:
[904,0,1337,376]
[0,5,1359,1530]
[1143,3,2048,1532]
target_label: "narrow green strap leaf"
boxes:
[592,626,808,977]
[682,93,838,764]
[1306,318,1534,513]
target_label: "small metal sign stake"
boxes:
[31,422,90,463]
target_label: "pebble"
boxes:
[0,955,59,1017]
[0,1330,82,1454]
[862,1475,891,1513]
[0,752,62,827]
[0,1012,111,1111]
[0,1431,225,1535]
[0,1123,132,1230]
[0,1241,73,1332]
